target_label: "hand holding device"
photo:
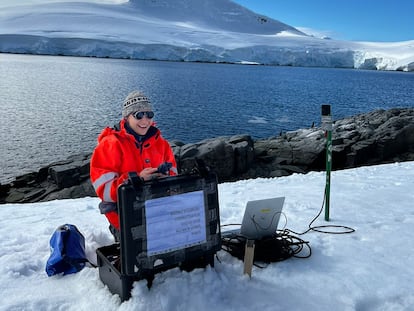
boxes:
[157,162,173,175]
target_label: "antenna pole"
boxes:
[321,104,332,221]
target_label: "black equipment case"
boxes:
[96,171,221,301]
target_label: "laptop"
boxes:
[223,197,285,239]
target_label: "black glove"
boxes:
[157,162,173,175]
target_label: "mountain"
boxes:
[128,0,306,35]
[0,0,413,71]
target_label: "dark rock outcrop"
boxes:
[1,108,413,204]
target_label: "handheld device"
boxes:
[157,162,172,175]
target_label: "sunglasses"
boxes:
[132,111,154,120]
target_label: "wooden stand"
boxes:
[243,239,255,277]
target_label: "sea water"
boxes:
[1,53,413,182]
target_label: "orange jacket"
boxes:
[90,119,177,229]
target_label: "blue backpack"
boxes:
[46,224,90,276]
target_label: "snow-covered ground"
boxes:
[0,0,413,71]
[1,161,414,310]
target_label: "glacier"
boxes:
[0,0,413,71]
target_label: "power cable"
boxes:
[285,185,355,236]
[220,186,355,264]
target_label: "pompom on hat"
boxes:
[122,90,153,118]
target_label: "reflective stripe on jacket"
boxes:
[90,119,177,229]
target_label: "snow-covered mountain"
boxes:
[0,0,413,71]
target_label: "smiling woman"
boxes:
[89,90,177,240]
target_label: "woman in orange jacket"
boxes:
[90,90,177,241]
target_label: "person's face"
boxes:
[126,110,154,136]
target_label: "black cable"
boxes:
[220,230,311,266]
[286,185,355,236]
[220,185,355,264]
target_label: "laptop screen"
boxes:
[240,197,285,239]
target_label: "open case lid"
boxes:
[117,172,221,276]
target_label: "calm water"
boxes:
[1,53,413,183]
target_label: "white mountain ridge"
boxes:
[0,0,413,71]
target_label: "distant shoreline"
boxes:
[1,50,412,72]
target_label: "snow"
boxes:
[1,161,414,310]
[0,0,413,71]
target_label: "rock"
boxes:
[254,128,326,168]
[48,153,91,189]
[0,183,11,198]
[175,134,254,181]
[331,108,414,168]
[42,179,95,201]
[1,108,413,204]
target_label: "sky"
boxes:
[1,161,414,310]
[1,0,413,42]
[233,0,414,42]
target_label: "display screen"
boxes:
[145,190,207,256]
